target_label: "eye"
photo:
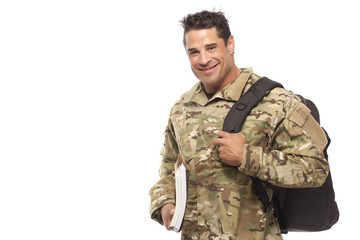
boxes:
[189,50,199,56]
[206,44,217,52]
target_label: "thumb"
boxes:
[170,208,175,215]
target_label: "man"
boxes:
[149,10,329,240]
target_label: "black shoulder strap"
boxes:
[222,77,283,213]
[223,77,283,133]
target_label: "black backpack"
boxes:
[222,77,339,233]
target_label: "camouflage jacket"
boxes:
[149,68,329,240]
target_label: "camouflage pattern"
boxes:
[149,68,329,240]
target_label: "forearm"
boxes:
[239,144,329,188]
[149,151,177,224]
[149,121,178,224]
[149,174,176,224]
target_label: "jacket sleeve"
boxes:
[149,119,179,225]
[238,98,329,188]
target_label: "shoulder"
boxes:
[257,79,303,119]
[271,86,302,113]
[268,85,300,103]
[167,81,201,119]
[241,72,263,93]
[243,74,301,109]
[174,81,201,105]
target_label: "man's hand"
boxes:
[212,130,246,167]
[161,203,175,230]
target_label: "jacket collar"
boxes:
[183,67,254,106]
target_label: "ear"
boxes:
[227,35,235,54]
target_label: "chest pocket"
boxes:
[172,109,199,161]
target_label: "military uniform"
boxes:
[149,68,329,240]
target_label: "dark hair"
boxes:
[180,10,231,46]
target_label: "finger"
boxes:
[165,217,173,231]
[212,138,223,146]
[219,151,227,161]
[165,215,174,230]
[217,130,229,138]
[218,146,223,152]
[166,222,173,230]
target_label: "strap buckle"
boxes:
[236,100,248,110]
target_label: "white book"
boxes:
[169,160,187,232]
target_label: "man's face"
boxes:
[185,27,236,93]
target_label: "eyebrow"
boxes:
[187,43,218,53]
[187,48,197,53]
[206,43,217,48]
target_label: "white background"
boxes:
[0,0,358,239]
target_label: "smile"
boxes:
[198,63,219,73]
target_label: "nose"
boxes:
[199,51,211,66]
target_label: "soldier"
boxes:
[149,10,329,240]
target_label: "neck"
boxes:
[205,66,241,93]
